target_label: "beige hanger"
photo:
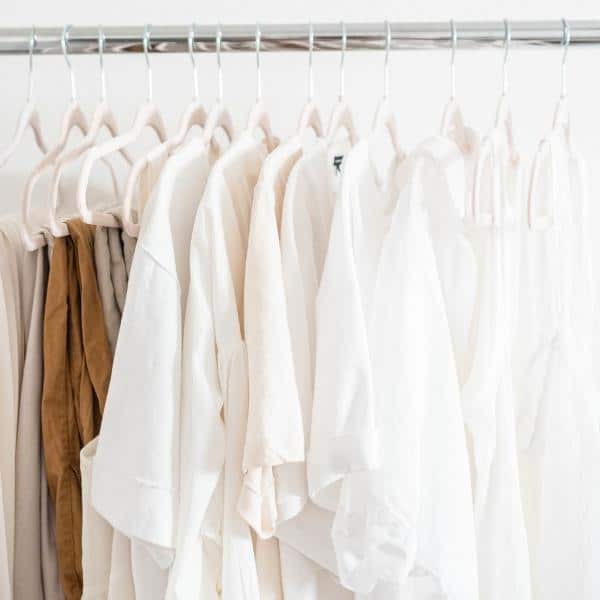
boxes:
[48,27,134,238]
[0,27,48,168]
[296,22,324,138]
[22,25,92,251]
[245,23,277,151]
[201,24,236,146]
[122,23,210,237]
[76,24,168,228]
[527,18,572,231]
[440,20,470,154]
[369,21,405,159]
[326,21,357,146]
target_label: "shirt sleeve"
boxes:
[240,177,305,538]
[166,205,226,600]
[308,178,380,511]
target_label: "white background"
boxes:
[0,0,598,219]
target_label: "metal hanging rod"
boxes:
[0,20,599,56]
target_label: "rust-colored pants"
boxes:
[42,220,112,600]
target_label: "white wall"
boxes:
[0,0,599,217]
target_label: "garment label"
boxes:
[333,154,344,174]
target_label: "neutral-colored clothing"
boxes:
[171,132,281,599]
[0,220,24,598]
[311,140,479,597]
[92,138,220,600]
[14,246,63,600]
[514,124,600,600]
[42,219,113,600]
[461,129,532,600]
[241,136,304,537]
[83,225,136,599]
[94,226,135,355]
[81,438,135,599]
[244,136,355,599]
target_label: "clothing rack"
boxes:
[0,20,599,56]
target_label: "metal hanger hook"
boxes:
[339,21,346,100]
[143,24,153,101]
[255,22,262,101]
[502,19,511,95]
[216,24,223,102]
[450,19,457,99]
[561,17,570,98]
[189,23,199,100]
[308,21,314,101]
[62,24,77,101]
[98,27,106,102]
[384,20,391,99]
[27,26,36,102]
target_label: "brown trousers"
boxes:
[42,220,112,600]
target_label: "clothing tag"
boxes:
[333,154,344,175]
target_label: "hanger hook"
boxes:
[255,22,262,101]
[450,19,457,99]
[561,17,570,98]
[308,21,314,101]
[27,26,36,102]
[143,24,153,102]
[384,20,391,99]
[62,24,76,102]
[502,19,511,95]
[216,24,223,102]
[339,21,346,100]
[189,23,199,100]
[98,27,106,102]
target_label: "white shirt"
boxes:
[312,140,478,597]
[279,139,349,513]
[278,139,363,599]
[92,137,219,598]
[240,135,304,536]
[166,132,281,600]
[514,123,600,600]
[308,143,389,515]
[461,129,531,600]
[425,130,479,385]
[81,438,135,599]
[243,136,356,600]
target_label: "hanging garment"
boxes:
[308,141,394,515]
[286,139,410,596]
[0,219,25,599]
[93,225,135,356]
[42,219,113,600]
[311,140,478,597]
[14,245,63,600]
[425,129,479,385]
[92,136,221,600]
[277,137,357,598]
[0,226,18,598]
[0,482,9,600]
[513,126,600,600]
[279,543,352,600]
[81,224,136,600]
[241,136,304,537]
[460,130,531,600]
[170,132,280,600]
[93,226,133,355]
[81,438,136,599]
[242,135,354,599]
